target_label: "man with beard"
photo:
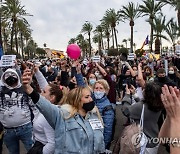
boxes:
[0,68,38,154]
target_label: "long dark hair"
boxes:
[143,82,163,112]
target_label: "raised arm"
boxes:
[22,69,61,129]
[161,85,180,154]
[137,63,145,88]
[34,67,48,90]
[96,62,107,77]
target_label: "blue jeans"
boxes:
[3,122,33,154]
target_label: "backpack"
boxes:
[114,104,147,154]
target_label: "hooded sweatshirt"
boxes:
[0,68,38,127]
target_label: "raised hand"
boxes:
[22,69,33,94]
[161,85,180,121]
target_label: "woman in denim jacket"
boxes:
[22,68,105,154]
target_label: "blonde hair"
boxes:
[93,79,110,94]
[64,86,103,122]
[59,86,69,105]
[64,86,89,118]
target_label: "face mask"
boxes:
[95,72,99,77]
[158,76,166,82]
[68,82,76,90]
[145,72,151,76]
[111,75,116,82]
[82,101,95,112]
[68,72,71,77]
[168,71,174,74]
[94,91,105,100]
[5,76,18,86]
[46,61,51,66]
[89,79,96,85]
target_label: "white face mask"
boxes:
[89,79,96,85]
[95,72,99,77]
[68,72,71,77]
[168,70,174,74]
[94,91,105,100]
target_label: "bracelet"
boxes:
[171,140,180,148]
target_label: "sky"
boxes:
[21,0,177,52]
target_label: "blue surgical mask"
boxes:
[89,79,96,85]
[94,91,105,100]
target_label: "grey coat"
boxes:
[121,94,162,148]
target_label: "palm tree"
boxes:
[76,34,87,57]
[153,15,167,54]
[158,0,180,29]
[100,21,111,50]
[139,0,164,52]
[2,0,32,54]
[24,39,37,59]
[122,39,128,48]
[101,8,121,49]
[165,18,179,52]
[118,2,141,53]
[81,22,93,57]
[94,25,103,53]
[16,19,31,59]
[68,38,76,44]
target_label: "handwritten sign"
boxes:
[0,55,16,67]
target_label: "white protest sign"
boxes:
[175,45,180,55]
[0,55,16,67]
[127,53,135,61]
[92,56,100,63]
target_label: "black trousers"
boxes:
[27,141,44,154]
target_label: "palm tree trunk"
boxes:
[150,23,153,53]
[88,32,91,57]
[111,27,114,48]
[98,36,101,54]
[20,33,24,59]
[178,9,180,31]
[130,26,133,53]
[107,37,110,50]
[3,28,7,54]
[101,32,104,50]
[160,33,162,55]
[114,27,118,49]
[15,26,18,54]
[10,22,15,52]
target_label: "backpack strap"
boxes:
[102,105,114,116]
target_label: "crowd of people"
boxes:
[0,52,180,154]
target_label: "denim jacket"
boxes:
[36,96,105,154]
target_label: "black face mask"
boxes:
[68,82,76,90]
[5,76,18,86]
[158,76,166,82]
[82,101,95,112]
[145,72,151,76]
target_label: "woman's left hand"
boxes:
[161,85,180,121]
